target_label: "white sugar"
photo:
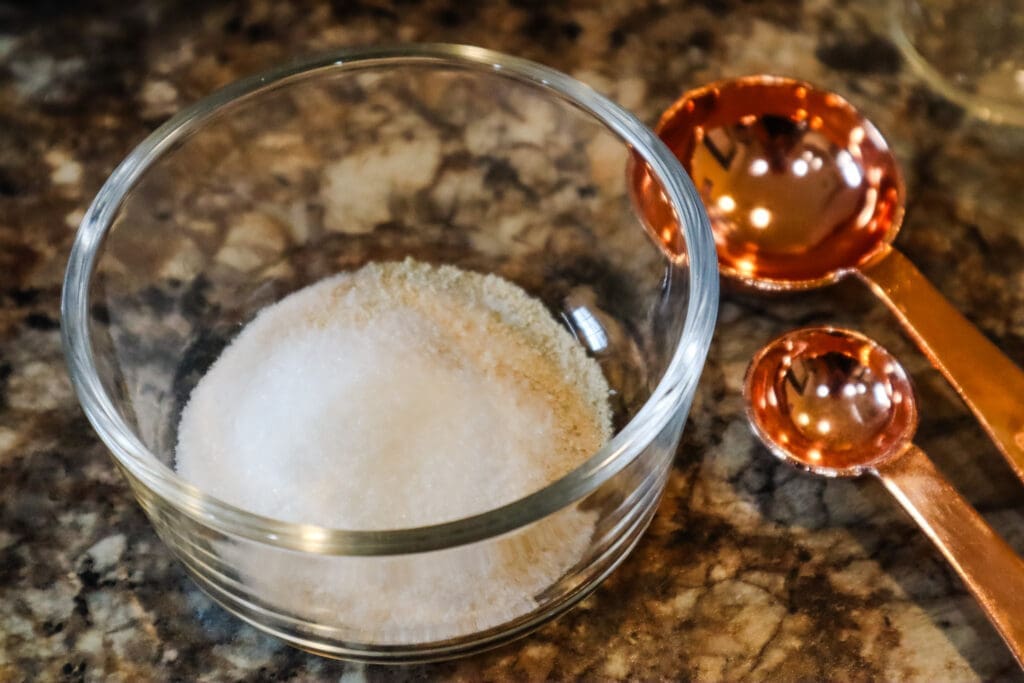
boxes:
[174,259,612,641]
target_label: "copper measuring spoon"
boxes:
[631,75,1024,482]
[745,326,1024,667]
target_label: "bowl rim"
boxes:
[61,43,719,556]
[887,3,1024,128]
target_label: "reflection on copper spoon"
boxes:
[632,75,1024,483]
[745,327,1024,667]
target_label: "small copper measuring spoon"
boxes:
[745,326,1024,667]
[632,75,1024,482]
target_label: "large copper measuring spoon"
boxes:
[632,75,1024,482]
[746,326,1024,666]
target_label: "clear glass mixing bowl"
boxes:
[61,44,718,662]
[889,0,1024,127]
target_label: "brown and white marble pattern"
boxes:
[3,0,1024,680]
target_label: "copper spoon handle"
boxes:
[858,246,1024,483]
[874,443,1024,666]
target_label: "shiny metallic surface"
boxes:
[639,74,1024,483]
[651,75,903,289]
[745,326,1024,667]
[858,249,1024,485]
[745,327,916,476]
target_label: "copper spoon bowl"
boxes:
[632,75,1024,482]
[745,326,1024,667]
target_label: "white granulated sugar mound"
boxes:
[176,258,611,527]
[175,258,612,642]
[216,504,599,642]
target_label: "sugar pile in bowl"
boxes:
[175,258,612,642]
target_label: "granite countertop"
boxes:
[4,0,1024,680]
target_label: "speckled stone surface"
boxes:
[4,0,1024,680]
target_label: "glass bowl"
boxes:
[61,44,718,662]
[889,0,1024,127]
